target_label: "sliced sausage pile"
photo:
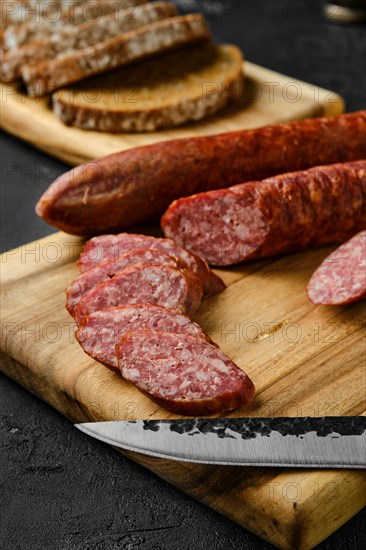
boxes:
[75,233,226,297]
[68,233,255,415]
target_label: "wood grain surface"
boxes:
[1,232,365,550]
[0,61,344,165]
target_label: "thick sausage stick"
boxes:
[66,248,186,315]
[36,111,366,235]
[162,160,366,266]
[116,330,255,415]
[76,304,209,371]
[307,231,366,305]
[77,233,225,297]
[74,264,203,323]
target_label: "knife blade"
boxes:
[75,417,366,469]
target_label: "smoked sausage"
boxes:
[162,160,366,266]
[36,111,366,235]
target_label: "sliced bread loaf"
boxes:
[22,13,211,96]
[52,43,244,132]
[2,0,148,50]
[1,1,177,82]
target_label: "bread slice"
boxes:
[1,1,177,82]
[2,0,148,50]
[1,0,91,30]
[22,13,211,96]
[52,43,244,132]
[1,1,32,29]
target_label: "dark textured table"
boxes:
[1,1,365,549]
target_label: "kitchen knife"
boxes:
[75,417,366,469]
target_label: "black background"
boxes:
[1,1,365,549]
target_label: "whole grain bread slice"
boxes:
[2,0,148,49]
[22,13,211,96]
[1,0,91,30]
[52,43,244,132]
[1,1,26,29]
[1,1,177,82]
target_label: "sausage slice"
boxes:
[66,248,184,315]
[116,330,255,415]
[74,264,203,323]
[307,231,366,305]
[77,233,225,297]
[76,304,209,371]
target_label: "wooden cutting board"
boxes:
[0,61,344,165]
[1,232,365,550]
[0,61,363,548]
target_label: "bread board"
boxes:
[1,231,365,550]
[0,61,344,165]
